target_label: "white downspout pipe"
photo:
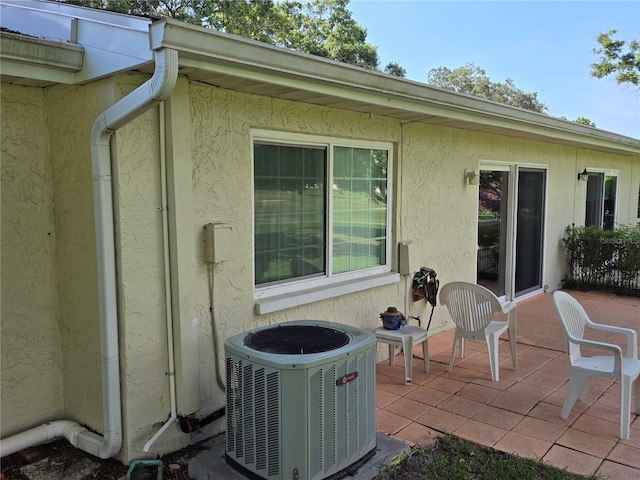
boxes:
[0,47,179,459]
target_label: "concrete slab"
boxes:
[188,432,409,480]
[19,455,99,480]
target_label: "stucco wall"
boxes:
[2,71,638,463]
[1,85,64,435]
[46,80,113,433]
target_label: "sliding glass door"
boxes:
[477,165,546,300]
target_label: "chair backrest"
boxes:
[553,290,590,361]
[439,281,502,332]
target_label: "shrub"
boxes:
[561,224,640,295]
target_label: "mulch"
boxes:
[0,437,209,480]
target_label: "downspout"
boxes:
[0,47,179,459]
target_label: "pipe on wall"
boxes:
[0,48,179,459]
[143,101,178,453]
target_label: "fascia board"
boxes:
[152,19,640,156]
[0,32,84,72]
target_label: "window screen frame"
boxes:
[252,130,393,300]
[584,169,619,230]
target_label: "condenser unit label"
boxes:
[336,371,358,386]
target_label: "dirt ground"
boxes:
[0,437,209,480]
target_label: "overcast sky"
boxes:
[347,0,640,139]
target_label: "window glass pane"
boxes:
[585,174,604,227]
[604,175,617,230]
[332,146,388,274]
[254,143,326,285]
[254,143,278,176]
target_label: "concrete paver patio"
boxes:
[375,289,640,480]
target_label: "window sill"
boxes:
[254,272,401,315]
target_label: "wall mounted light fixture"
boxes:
[465,169,480,186]
[578,168,589,182]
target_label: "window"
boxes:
[253,132,392,299]
[585,171,618,230]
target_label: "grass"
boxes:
[375,434,602,480]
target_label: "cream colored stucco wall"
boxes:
[1,85,64,435]
[45,75,176,462]
[2,71,638,464]
[46,80,114,434]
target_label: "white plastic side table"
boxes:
[374,325,429,385]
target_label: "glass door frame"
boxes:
[477,161,549,302]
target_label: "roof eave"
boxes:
[150,18,640,157]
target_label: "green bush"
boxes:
[561,224,640,294]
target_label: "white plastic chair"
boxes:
[439,281,517,382]
[553,290,640,439]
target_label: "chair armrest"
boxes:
[499,301,516,314]
[571,337,623,372]
[588,322,638,358]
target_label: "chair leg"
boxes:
[561,371,590,420]
[620,376,632,439]
[486,334,500,382]
[402,336,414,385]
[448,334,458,372]
[422,339,429,374]
[635,377,640,415]
[508,309,517,368]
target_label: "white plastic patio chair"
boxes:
[439,281,517,382]
[553,290,640,439]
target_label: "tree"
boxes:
[427,63,547,113]
[574,117,596,127]
[560,116,596,127]
[383,62,406,77]
[591,30,640,87]
[274,0,378,68]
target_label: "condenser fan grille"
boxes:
[244,325,349,354]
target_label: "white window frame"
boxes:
[251,130,398,314]
[583,168,619,229]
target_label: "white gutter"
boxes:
[0,47,178,459]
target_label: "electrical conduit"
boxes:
[143,101,178,453]
[0,48,179,459]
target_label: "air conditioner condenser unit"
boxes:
[225,320,377,480]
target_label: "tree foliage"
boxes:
[591,30,640,87]
[59,0,382,69]
[383,62,406,77]
[427,63,547,113]
[560,116,596,127]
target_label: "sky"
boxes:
[346,0,640,139]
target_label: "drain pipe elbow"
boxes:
[0,421,87,458]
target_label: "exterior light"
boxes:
[578,168,589,182]
[465,169,480,186]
